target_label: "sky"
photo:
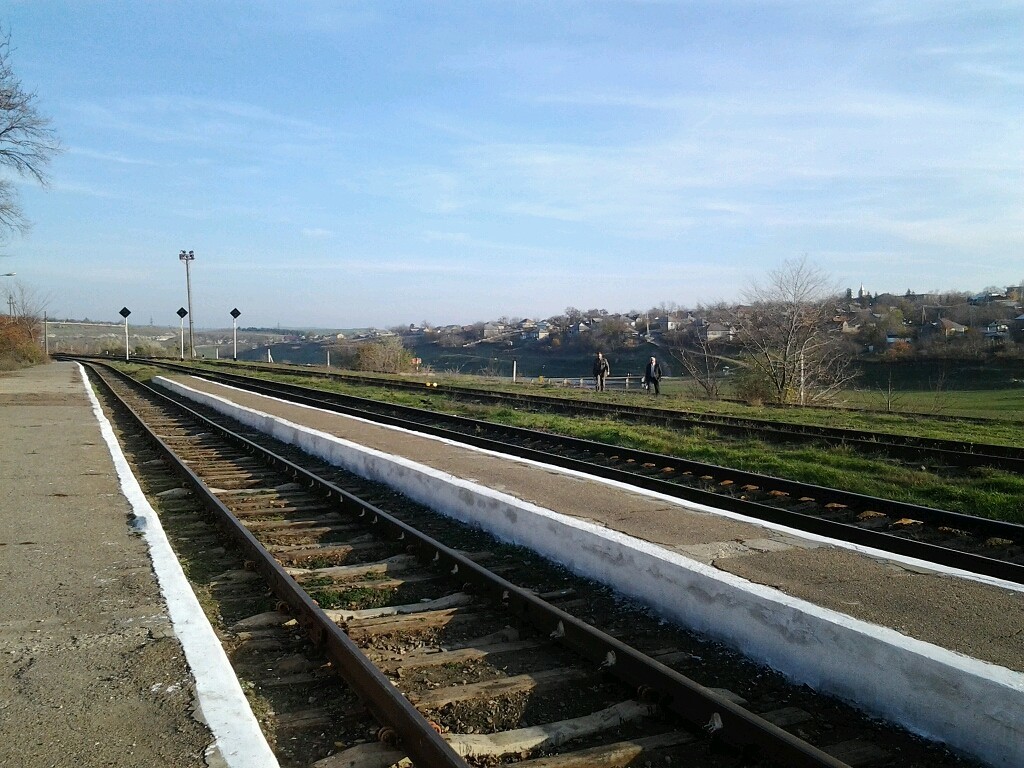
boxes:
[2,1,1022,329]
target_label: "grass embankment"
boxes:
[473,409,1024,525]
[273,372,1024,524]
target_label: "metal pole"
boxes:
[800,349,805,405]
[119,306,132,361]
[176,307,188,360]
[43,312,48,356]
[229,308,241,361]
[185,258,194,357]
[1,273,14,319]
[179,250,195,358]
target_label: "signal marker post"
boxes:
[119,307,131,361]
[230,308,241,360]
[177,307,188,360]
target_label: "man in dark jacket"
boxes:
[644,356,663,395]
[592,352,610,391]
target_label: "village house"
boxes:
[698,322,737,342]
[928,318,968,337]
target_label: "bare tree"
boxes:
[668,335,725,399]
[0,28,62,239]
[665,303,733,399]
[876,370,906,413]
[730,256,856,404]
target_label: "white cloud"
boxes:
[301,228,334,239]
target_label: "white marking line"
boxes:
[81,365,279,768]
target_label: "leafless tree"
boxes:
[730,256,856,404]
[0,28,62,239]
[668,336,725,399]
[877,370,907,413]
[665,303,734,399]
[3,277,48,327]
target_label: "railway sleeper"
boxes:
[320,699,662,767]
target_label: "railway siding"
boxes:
[157,373,1024,768]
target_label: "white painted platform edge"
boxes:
[161,376,1024,768]
[83,366,280,768]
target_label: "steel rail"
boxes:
[85,359,853,768]
[150,363,1024,585]
[60,355,1024,471]
[183,357,1024,472]
[83,362,470,768]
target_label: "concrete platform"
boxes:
[0,362,277,768]
[157,373,1024,768]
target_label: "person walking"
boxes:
[644,356,663,395]
[592,351,610,392]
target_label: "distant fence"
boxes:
[529,374,652,391]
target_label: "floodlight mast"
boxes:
[179,250,196,358]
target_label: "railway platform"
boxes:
[157,372,1024,768]
[0,362,277,768]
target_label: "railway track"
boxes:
[120,359,1024,586]
[184,358,1024,475]
[80,360,985,767]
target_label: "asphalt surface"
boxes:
[0,362,215,767]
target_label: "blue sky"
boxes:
[4,1,1022,329]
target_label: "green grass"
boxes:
[306,585,396,610]
[842,386,1024,421]
[430,407,1024,525]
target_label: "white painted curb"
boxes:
[158,376,1024,768]
[84,367,280,768]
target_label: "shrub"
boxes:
[732,367,775,406]
[0,316,45,370]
